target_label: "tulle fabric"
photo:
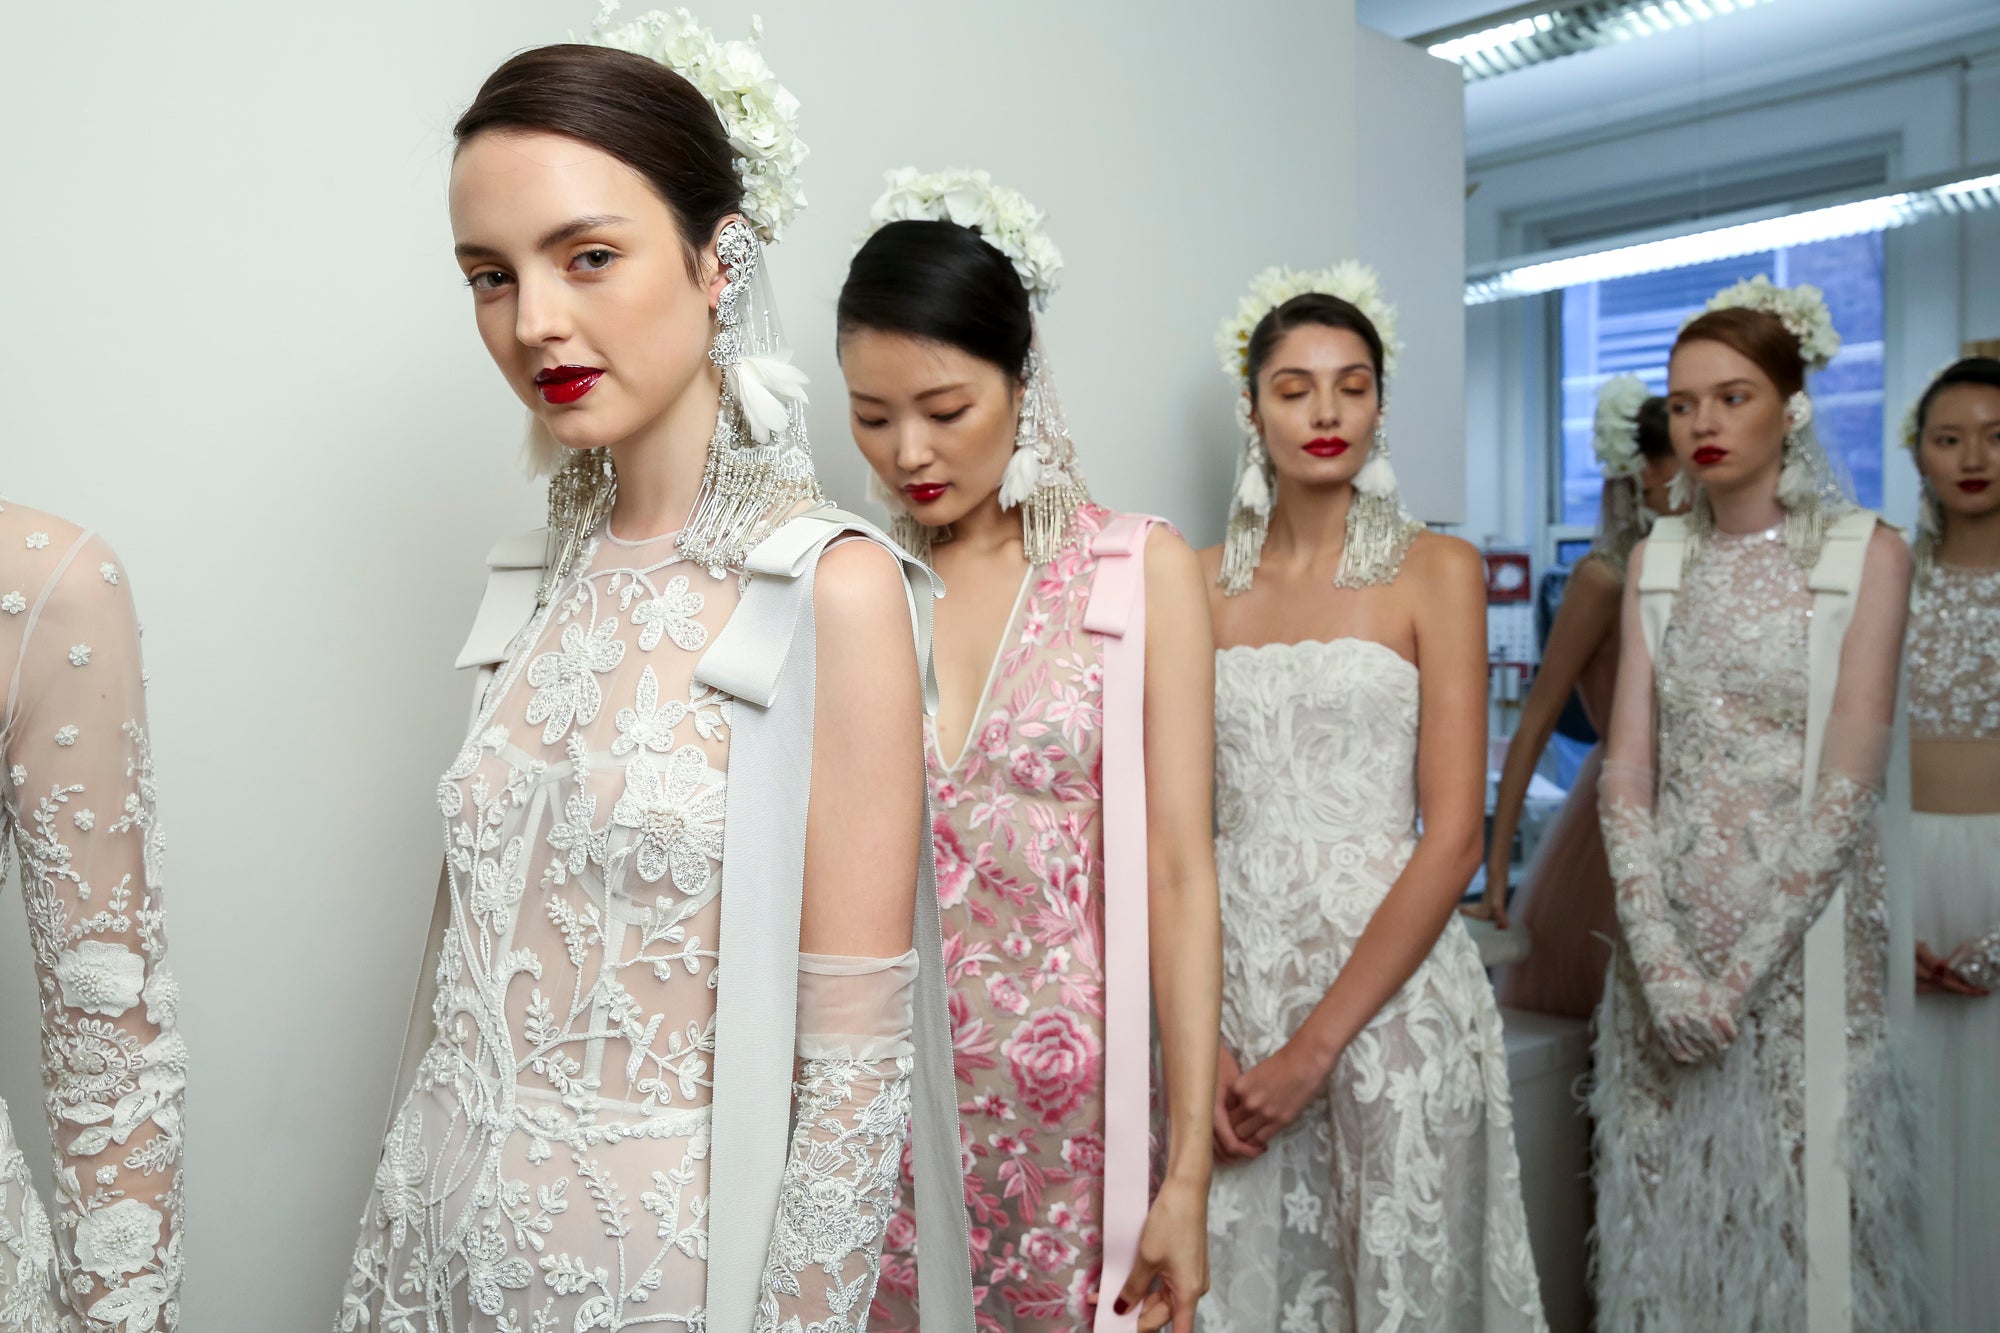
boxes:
[1910,811,2000,1333]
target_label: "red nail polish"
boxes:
[1114,1298,1130,1315]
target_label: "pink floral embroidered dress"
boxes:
[873,504,1150,1333]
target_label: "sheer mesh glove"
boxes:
[754,949,916,1333]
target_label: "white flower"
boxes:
[865,167,1064,310]
[1,591,23,615]
[1592,374,1652,479]
[53,941,147,1017]
[55,725,79,747]
[614,665,686,755]
[98,562,120,586]
[25,532,49,550]
[586,4,808,243]
[524,617,626,744]
[72,1197,162,1278]
[1216,261,1401,384]
[631,574,706,652]
[1697,275,1842,372]
[611,748,726,892]
[74,809,95,831]
[68,644,92,667]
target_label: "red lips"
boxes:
[1304,437,1350,458]
[1692,446,1728,466]
[1959,479,1992,494]
[535,365,604,405]
[903,482,948,505]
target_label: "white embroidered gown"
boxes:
[1593,524,1923,1330]
[337,525,914,1333]
[0,503,185,1332]
[1200,638,1545,1333]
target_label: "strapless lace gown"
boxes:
[1200,639,1544,1332]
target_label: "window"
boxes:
[1555,231,1885,531]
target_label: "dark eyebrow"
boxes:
[1269,363,1372,378]
[454,214,632,261]
[847,383,972,406]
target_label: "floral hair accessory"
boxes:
[1593,375,1652,479]
[865,167,1064,311]
[1695,275,1841,372]
[1216,261,1401,384]
[586,3,808,243]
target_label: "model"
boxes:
[1195,265,1545,1332]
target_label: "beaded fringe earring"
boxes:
[538,447,618,607]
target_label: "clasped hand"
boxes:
[1211,1041,1331,1161]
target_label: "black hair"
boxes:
[836,220,1034,379]
[1636,396,1672,461]
[1244,292,1387,403]
[1915,357,2000,437]
[454,44,741,278]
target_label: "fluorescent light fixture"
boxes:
[1417,0,1769,82]
[1465,163,2000,305]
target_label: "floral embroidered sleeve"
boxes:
[755,950,916,1333]
[1947,927,2000,990]
[0,519,184,1332]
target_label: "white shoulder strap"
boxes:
[1635,514,1690,666]
[454,526,547,671]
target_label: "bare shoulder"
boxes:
[1569,551,1623,596]
[1861,523,1913,596]
[1404,530,1483,592]
[1142,523,1203,593]
[811,536,912,644]
[1193,542,1223,584]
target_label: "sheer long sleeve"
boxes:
[0,520,183,1332]
[1599,542,1740,1063]
[754,950,915,1333]
[1947,927,2000,990]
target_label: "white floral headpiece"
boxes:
[586,4,808,243]
[1694,275,1841,373]
[1216,261,1401,385]
[1592,375,1652,480]
[864,167,1063,311]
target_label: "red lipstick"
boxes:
[903,482,948,505]
[1692,446,1728,466]
[1960,479,1992,494]
[535,365,604,405]
[1304,436,1350,458]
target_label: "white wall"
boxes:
[1460,27,2000,562]
[1355,26,1467,525]
[0,2,1460,1326]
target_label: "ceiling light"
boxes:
[1417,0,1770,82]
[1464,163,2000,304]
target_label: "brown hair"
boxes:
[1672,307,1806,399]
[453,44,741,277]
[1636,396,1672,461]
[1245,293,1386,404]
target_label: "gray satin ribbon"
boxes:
[695,507,970,1333]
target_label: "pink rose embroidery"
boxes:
[1002,931,1033,961]
[1008,746,1055,794]
[1002,1008,1102,1128]
[885,1209,917,1253]
[977,714,1011,760]
[934,814,973,909]
[1061,1131,1105,1179]
[986,973,1031,1016]
[1022,1227,1079,1274]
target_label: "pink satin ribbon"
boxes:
[1081,515,1155,1332]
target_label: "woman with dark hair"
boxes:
[1197,268,1544,1331]
[1899,357,2000,1331]
[1464,379,1685,1020]
[1591,278,1920,1330]
[336,16,972,1333]
[837,169,1220,1333]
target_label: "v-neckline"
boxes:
[931,565,1036,776]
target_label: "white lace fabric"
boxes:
[1200,638,1544,1333]
[338,527,909,1333]
[0,503,184,1333]
[1592,524,1921,1330]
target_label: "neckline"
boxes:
[1932,559,2000,579]
[602,522,683,549]
[1709,521,1784,545]
[1217,635,1418,675]
[930,565,1037,776]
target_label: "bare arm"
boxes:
[1468,556,1620,926]
[1114,530,1220,1332]
[757,537,923,1332]
[1227,537,1488,1148]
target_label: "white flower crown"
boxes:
[1216,261,1401,385]
[1899,360,1964,454]
[586,4,808,243]
[1694,275,1841,373]
[865,168,1063,311]
[1592,375,1652,479]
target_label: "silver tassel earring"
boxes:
[1776,390,1827,566]
[539,446,618,606]
[1001,348,1089,566]
[1219,396,1273,596]
[1331,416,1423,589]
[1914,478,1943,590]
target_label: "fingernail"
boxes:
[1114,1299,1130,1315]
